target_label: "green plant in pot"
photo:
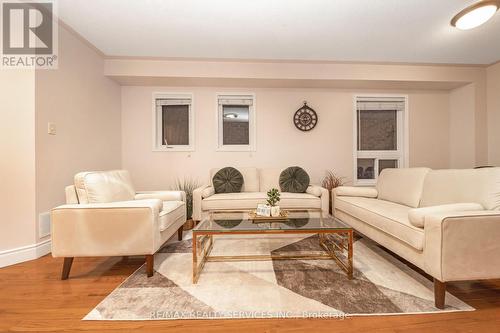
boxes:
[267,188,281,217]
[172,178,200,230]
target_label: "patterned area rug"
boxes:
[84,233,473,320]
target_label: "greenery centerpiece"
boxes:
[267,188,281,217]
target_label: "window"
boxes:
[217,94,256,151]
[354,96,407,185]
[153,93,194,151]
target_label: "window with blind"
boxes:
[154,94,194,151]
[354,96,407,185]
[217,94,256,151]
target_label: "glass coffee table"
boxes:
[192,210,353,283]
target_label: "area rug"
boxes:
[84,233,473,320]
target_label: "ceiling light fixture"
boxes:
[451,1,499,30]
[224,113,238,119]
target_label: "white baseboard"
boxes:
[0,239,51,268]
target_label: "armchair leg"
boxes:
[146,255,154,277]
[434,279,446,309]
[177,225,184,241]
[61,257,74,280]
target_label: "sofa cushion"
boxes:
[408,203,484,228]
[305,185,322,197]
[279,166,310,193]
[212,167,244,194]
[210,167,259,192]
[335,196,424,250]
[334,186,378,198]
[74,170,136,204]
[159,201,185,232]
[376,168,431,208]
[420,168,500,210]
[201,192,321,211]
[259,168,281,192]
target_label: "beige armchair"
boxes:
[51,170,186,279]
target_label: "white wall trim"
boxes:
[0,239,51,268]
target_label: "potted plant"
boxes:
[321,170,346,215]
[172,178,200,230]
[267,188,281,217]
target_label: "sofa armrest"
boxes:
[424,210,500,282]
[306,185,330,216]
[334,186,378,198]
[51,199,162,257]
[192,184,211,221]
[135,190,185,202]
[408,203,484,228]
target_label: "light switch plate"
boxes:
[48,122,56,135]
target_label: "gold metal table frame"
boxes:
[192,210,353,284]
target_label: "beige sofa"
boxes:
[193,167,329,221]
[51,170,186,279]
[333,167,500,309]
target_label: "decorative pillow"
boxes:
[279,166,310,193]
[212,167,244,194]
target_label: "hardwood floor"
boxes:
[0,254,499,333]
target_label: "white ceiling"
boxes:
[58,0,500,64]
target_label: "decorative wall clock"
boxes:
[294,101,318,131]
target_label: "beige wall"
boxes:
[0,70,37,251]
[409,92,450,169]
[449,84,477,168]
[122,86,449,189]
[487,62,500,166]
[35,25,122,243]
[108,57,488,172]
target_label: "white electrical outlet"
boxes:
[48,122,56,135]
[39,212,51,238]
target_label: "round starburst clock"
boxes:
[293,101,318,131]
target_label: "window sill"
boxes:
[216,145,256,152]
[153,146,195,152]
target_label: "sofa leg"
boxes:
[61,257,74,280]
[177,225,184,241]
[146,255,154,277]
[434,279,446,309]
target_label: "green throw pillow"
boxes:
[279,166,310,193]
[212,167,244,194]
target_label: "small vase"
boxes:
[271,206,280,217]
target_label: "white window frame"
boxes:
[152,92,195,152]
[353,94,409,186]
[215,93,256,152]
